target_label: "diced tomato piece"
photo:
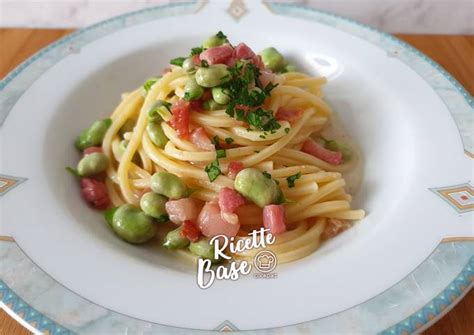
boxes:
[225,57,238,68]
[227,161,244,179]
[200,44,234,65]
[233,43,256,60]
[218,187,246,214]
[165,198,199,224]
[83,146,103,155]
[321,218,351,240]
[198,202,240,238]
[190,127,214,151]
[276,107,303,123]
[169,100,191,139]
[218,187,246,226]
[301,139,343,165]
[190,100,203,112]
[231,43,263,69]
[259,70,277,88]
[192,54,201,66]
[254,55,265,69]
[80,178,110,209]
[180,220,201,242]
[262,204,286,235]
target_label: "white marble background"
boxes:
[0,0,473,33]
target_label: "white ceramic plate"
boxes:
[1,1,473,334]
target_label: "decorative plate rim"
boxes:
[0,1,472,334]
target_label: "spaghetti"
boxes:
[70,32,365,264]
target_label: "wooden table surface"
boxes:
[0,29,473,335]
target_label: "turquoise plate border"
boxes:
[0,1,472,334]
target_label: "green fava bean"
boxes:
[211,87,230,105]
[140,192,168,222]
[234,168,283,207]
[104,207,118,227]
[75,119,112,151]
[284,64,298,73]
[77,152,108,177]
[146,122,169,148]
[182,57,196,73]
[260,47,288,73]
[163,227,189,249]
[112,204,156,244]
[202,35,226,49]
[184,78,204,101]
[151,172,188,199]
[75,129,90,151]
[189,238,220,262]
[325,140,352,162]
[195,65,230,88]
[203,99,225,111]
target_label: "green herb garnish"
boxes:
[200,60,209,68]
[170,57,186,66]
[286,172,302,188]
[191,47,203,55]
[212,135,222,149]
[246,108,281,132]
[225,137,234,145]
[216,31,227,40]
[262,171,272,179]
[216,149,226,159]
[219,62,280,132]
[65,167,80,177]
[205,159,222,182]
[143,77,160,92]
[235,109,246,121]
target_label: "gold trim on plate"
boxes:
[0,236,14,242]
[441,236,474,243]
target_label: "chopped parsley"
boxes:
[216,149,226,159]
[205,159,222,182]
[191,46,203,55]
[284,128,290,134]
[247,108,281,132]
[212,135,222,150]
[262,171,272,179]
[225,137,234,145]
[216,31,227,40]
[286,172,302,188]
[221,62,279,131]
[143,77,160,92]
[200,59,209,68]
[148,100,172,121]
[210,136,226,161]
[161,101,172,110]
[235,109,246,121]
[170,57,186,66]
[65,166,80,177]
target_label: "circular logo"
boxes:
[253,250,277,273]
